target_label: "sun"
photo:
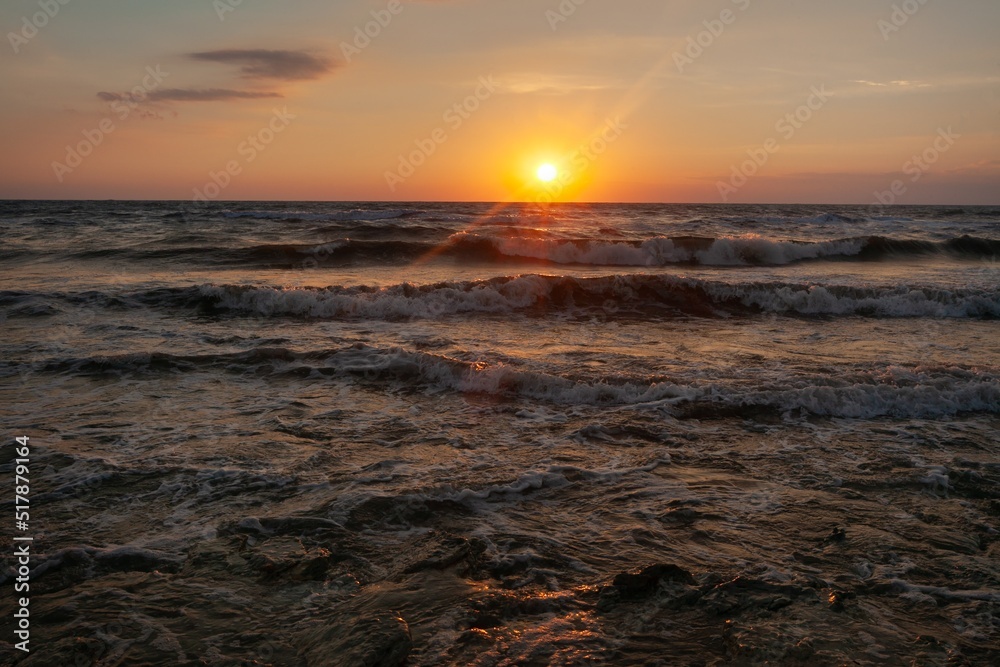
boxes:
[536,163,558,182]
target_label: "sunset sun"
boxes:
[536,163,558,182]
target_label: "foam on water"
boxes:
[3,200,999,665]
[186,276,1000,319]
[16,343,1000,418]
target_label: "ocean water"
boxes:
[1,200,998,665]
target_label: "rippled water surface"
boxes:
[2,201,998,665]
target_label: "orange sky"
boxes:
[1,0,998,203]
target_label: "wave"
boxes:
[452,234,1000,267]
[456,234,862,266]
[308,223,451,239]
[19,232,1000,268]
[221,208,419,222]
[190,275,1000,320]
[928,207,1000,220]
[65,239,435,266]
[13,345,998,419]
[7,274,997,320]
[712,212,869,225]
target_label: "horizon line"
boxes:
[2,199,998,207]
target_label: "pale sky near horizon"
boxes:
[1,0,997,203]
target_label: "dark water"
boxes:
[1,201,999,665]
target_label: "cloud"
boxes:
[94,48,329,114]
[188,49,334,81]
[501,73,616,95]
[942,159,1000,176]
[97,88,283,104]
[151,89,282,102]
[850,79,932,89]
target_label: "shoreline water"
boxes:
[2,201,998,665]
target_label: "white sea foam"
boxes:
[885,579,1000,602]
[301,241,348,255]
[199,276,558,319]
[197,275,1000,320]
[731,381,1000,419]
[322,344,699,407]
[714,283,1000,318]
[283,344,1000,417]
[34,340,998,417]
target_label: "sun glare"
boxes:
[536,163,558,182]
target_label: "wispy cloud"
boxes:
[850,79,932,89]
[501,73,617,95]
[188,49,334,81]
[942,159,1000,176]
[97,89,283,104]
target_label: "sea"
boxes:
[1,200,998,666]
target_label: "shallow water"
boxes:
[1,201,998,665]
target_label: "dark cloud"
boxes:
[94,48,326,112]
[97,89,283,103]
[188,49,333,81]
[150,88,283,102]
